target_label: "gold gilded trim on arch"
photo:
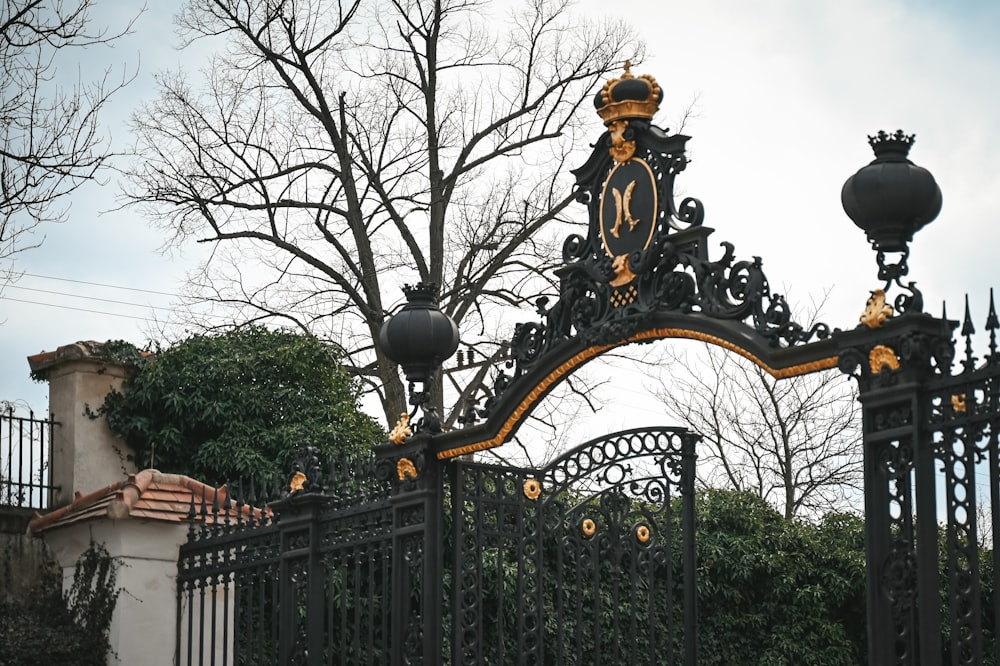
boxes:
[631,328,839,379]
[438,340,619,460]
[436,327,839,460]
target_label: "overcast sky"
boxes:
[3,0,1000,423]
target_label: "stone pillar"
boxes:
[27,342,137,507]
[42,517,189,666]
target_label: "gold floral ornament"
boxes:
[635,525,651,544]
[389,412,412,445]
[523,478,542,501]
[397,458,418,481]
[869,345,900,374]
[860,289,894,329]
[289,471,307,493]
[581,518,597,537]
[952,394,967,413]
[608,120,635,163]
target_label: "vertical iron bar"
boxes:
[176,578,183,666]
[914,400,943,663]
[992,407,1000,666]
[682,433,698,666]
[186,582,195,666]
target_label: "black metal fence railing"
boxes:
[177,431,699,666]
[0,406,58,510]
[176,452,394,666]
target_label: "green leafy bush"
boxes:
[99,327,383,485]
[694,490,866,665]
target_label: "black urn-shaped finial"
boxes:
[841,130,942,253]
[378,283,459,386]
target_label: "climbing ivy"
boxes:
[0,541,119,666]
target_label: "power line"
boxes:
[0,296,158,322]
[5,284,175,311]
[16,272,181,297]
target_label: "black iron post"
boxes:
[377,283,459,666]
[839,130,948,664]
[270,490,327,666]
[838,316,954,664]
[379,432,445,665]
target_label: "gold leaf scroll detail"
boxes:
[869,345,900,374]
[289,471,307,493]
[389,412,412,445]
[607,120,636,163]
[860,289,894,329]
[610,254,637,288]
[952,394,967,412]
[397,457,418,481]
[610,180,639,239]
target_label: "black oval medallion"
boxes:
[599,158,658,261]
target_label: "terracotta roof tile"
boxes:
[27,340,152,379]
[28,469,268,535]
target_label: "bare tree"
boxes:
[653,343,861,519]
[1,0,134,279]
[125,0,643,426]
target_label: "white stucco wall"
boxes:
[42,518,192,666]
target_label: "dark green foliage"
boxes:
[694,490,866,665]
[0,541,119,666]
[99,327,383,485]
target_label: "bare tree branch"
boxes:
[1,0,136,281]
[652,341,861,519]
[126,0,644,427]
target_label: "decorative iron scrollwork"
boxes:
[476,119,832,414]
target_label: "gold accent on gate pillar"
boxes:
[860,289,894,329]
[869,345,900,373]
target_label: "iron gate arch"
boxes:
[174,62,1000,666]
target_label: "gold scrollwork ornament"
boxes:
[869,345,900,374]
[608,119,636,163]
[860,289,894,329]
[289,471,307,493]
[389,412,412,445]
[397,457,418,481]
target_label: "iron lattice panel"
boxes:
[451,427,697,665]
[176,485,394,665]
[928,363,1000,665]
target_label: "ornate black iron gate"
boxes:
[177,429,697,666]
[450,427,698,665]
[177,62,1000,666]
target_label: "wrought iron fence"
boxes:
[178,429,698,666]
[0,405,58,510]
[176,453,394,666]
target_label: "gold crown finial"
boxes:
[594,64,661,125]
